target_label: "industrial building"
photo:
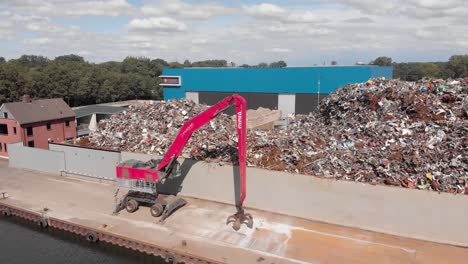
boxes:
[161,66,393,116]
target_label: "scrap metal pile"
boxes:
[89,78,468,193]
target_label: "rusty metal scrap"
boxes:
[88,78,468,194]
[90,99,238,160]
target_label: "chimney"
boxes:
[22,94,32,103]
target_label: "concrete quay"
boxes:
[1,160,468,263]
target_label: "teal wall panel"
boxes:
[162,66,392,100]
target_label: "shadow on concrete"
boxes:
[157,159,198,195]
[156,151,242,207]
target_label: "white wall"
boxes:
[185,92,199,103]
[8,142,65,174]
[50,143,121,180]
[278,94,295,117]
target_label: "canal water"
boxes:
[0,216,165,264]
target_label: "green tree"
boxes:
[14,55,49,67]
[121,56,151,74]
[0,57,5,63]
[169,61,184,68]
[371,56,392,66]
[55,54,85,62]
[447,55,468,78]
[191,60,227,67]
[0,63,28,104]
[420,63,441,78]
[151,58,169,67]
[269,60,287,68]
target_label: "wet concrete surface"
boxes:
[1,159,468,264]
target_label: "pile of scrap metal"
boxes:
[89,78,468,194]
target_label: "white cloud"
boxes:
[333,0,467,19]
[267,48,291,53]
[22,16,62,33]
[77,50,91,55]
[142,0,234,20]
[344,17,374,23]
[244,3,286,18]
[23,37,51,45]
[0,1,466,65]
[131,42,152,48]
[243,3,324,23]
[127,17,187,32]
[1,0,135,17]
[192,38,209,44]
[0,19,13,29]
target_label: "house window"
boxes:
[47,123,52,130]
[0,124,7,135]
[27,127,33,136]
[65,121,70,127]
[28,141,34,147]
[13,127,16,135]
[3,112,7,119]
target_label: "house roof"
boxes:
[3,98,75,125]
[73,105,125,118]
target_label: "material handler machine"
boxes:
[113,94,253,231]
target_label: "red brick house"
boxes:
[0,95,77,158]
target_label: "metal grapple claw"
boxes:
[226,208,253,231]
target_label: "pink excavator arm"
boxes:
[157,94,248,208]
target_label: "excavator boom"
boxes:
[157,94,247,207]
[115,94,252,230]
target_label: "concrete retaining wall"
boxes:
[50,143,121,180]
[8,143,120,180]
[121,151,468,247]
[8,142,65,174]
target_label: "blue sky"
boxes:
[0,0,466,65]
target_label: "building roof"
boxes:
[73,105,125,118]
[3,98,75,125]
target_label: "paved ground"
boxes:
[1,159,467,264]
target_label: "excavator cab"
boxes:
[113,158,186,222]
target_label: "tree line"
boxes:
[1,53,466,107]
[370,55,468,81]
[0,55,288,107]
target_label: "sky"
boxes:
[0,0,467,66]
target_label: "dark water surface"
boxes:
[0,216,165,264]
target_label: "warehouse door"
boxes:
[198,92,278,115]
